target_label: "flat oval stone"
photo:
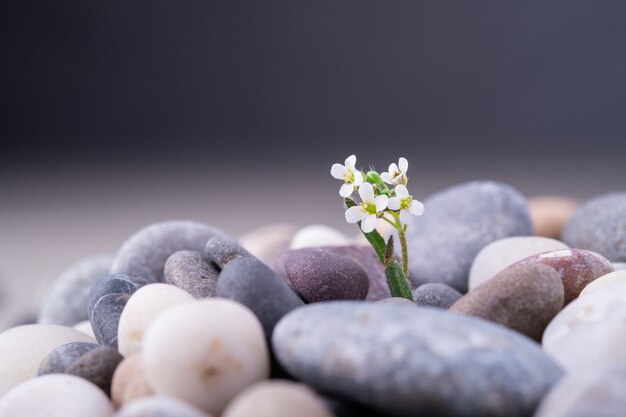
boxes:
[239,223,298,264]
[89,273,150,348]
[143,299,269,415]
[67,346,124,396]
[281,249,369,303]
[164,251,219,298]
[273,302,563,417]
[579,270,626,297]
[0,324,95,396]
[469,236,569,290]
[114,396,213,417]
[289,225,352,249]
[450,264,564,341]
[38,341,99,375]
[205,236,253,268]
[0,374,114,417]
[118,283,194,357]
[111,354,154,408]
[403,181,533,292]
[512,249,614,304]
[413,283,462,309]
[111,220,226,282]
[528,196,579,239]
[563,192,626,262]
[38,253,114,326]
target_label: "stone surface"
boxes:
[579,270,626,297]
[273,302,563,417]
[513,249,614,304]
[89,273,150,348]
[111,354,154,408]
[377,297,415,305]
[222,381,333,417]
[239,223,298,264]
[114,396,212,417]
[38,253,114,326]
[450,264,564,341]
[143,299,270,415]
[0,374,114,417]
[413,283,462,309]
[563,192,626,262]
[117,283,194,356]
[528,196,579,239]
[110,220,226,282]
[469,236,569,290]
[216,257,304,341]
[0,324,95,396]
[38,341,99,375]
[289,225,352,249]
[73,320,96,338]
[205,236,254,268]
[403,181,533,293]
[67,346,124,396]
[164,251,219,298]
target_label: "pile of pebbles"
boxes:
[1,181,625,417]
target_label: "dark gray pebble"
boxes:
[413,283,462,309]
[205,236,253,268]
[164,250,219,298]
[38,342,100,375]
[67,346,124,396]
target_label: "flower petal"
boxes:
[380,172,393,184]
[398,157,408,172]
[374,195,388,212]
[387,197,401,210]
[345,206,365,223]
[358,182,374,202]
[331,163,347,179]
[361,214,377,233]
[353,171,364,186]
[339,183,354,197]
[388,163,398,174]
[410,200,425,216]
[394,184,409,198]
[345,155,357,169]
[400,208,413,225]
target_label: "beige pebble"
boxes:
[73,320,96,339]
[289,225,351,249]
[529,196,579,239]
[111,354,154,408]
[238,223,298,263]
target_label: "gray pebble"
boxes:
[164,251,219,298]
[67,346,124,396]
[38,342,99,375]
[114,396,212,417]
[377,297,415,305]
[413,283,462,309]
[205,236,253,268]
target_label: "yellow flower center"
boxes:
[400,196,412,210]
[360,201,377,214]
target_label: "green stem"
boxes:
[399,230,409,280]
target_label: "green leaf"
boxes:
[344,198,386,263]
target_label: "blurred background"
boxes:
[1,1,625,328]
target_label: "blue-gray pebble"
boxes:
[37,342,99,375]
[273,302,563,417]
[403,181,532,292]
[563,192,626,262]
[164,250,219,298]
[88,273,149,348]
[205,235,254,268]
[413,283,462,309]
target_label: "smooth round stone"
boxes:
[222,381,333,417]
[205,236,253,269]
[89,273,150,348]
[74,320,96,338]
[613,262,626,271]
[110,220,226,282]
[289,225,352,249]
[528,196,579,239]
[164,251,219,298]
[67,346,124,395]
[114,396,212,417]
[0,375,114,417]
[513,249,614,304]
[38,253,114,326]
[216,257,304,340]
[143,299,270,415]
[273,302,563,417]
[450,264,564,341]
[239,223,298,264]
[0,324,95,396]
[543,279,626,374]
[563,192,626,262]
[377,297,415,305]
[413,283,462,309]
[534,365,626,417]
[280,249,369,303]
[468,236,569,290]
[579,270,626,297]
[38,341,99,375]
[403,181,533,293]
[111,354,153,408]
[118,283,194,357]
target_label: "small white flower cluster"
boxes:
[331,155,424,233]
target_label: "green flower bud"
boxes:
[366,170,383,184]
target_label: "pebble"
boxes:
[222,381,334,417]
[403,181,533,292]
[74,320,96,338]
[289,225,352,249]
[114,396,213,417]
[0,374,114,417]
[164,251,219,298]
[613,262,626,271]
[216,257,304,341]
[89,273,150,348]
[0,324,95,396]
[38,253,114,326]
[579,269,626,297]
[562,192,626,262]
[468,236,569,290]
[117,283,194,357]
[450,264,564,341]
[205,236,253,268]
[534,365,626,417]
[279,248,369,303]
[38,341,99,375]
[142,299,270,415]
[239,223,298,264]
[111,354,154,408]
[377,297,415,305]
[273,302,563,417]
[413,283,462,309]
[513,249,614,304]
[110,220,226,282]
[528,196,579,239]
[67,346,124,396]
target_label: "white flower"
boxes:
[331,155,364,197]
[388,184,424,225]
[381,157,408,185]
[344,183,388,233]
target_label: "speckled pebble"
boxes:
[114,396,213,417]
[205,236,253,268]
[111,355,154,408]
[38,341,99,375]
[164,251,219,298]
[239,223,298,264]
[67,346,124,396]
[413,283,462,309]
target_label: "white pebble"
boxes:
[289,225,351,249]
[114,396,212,417]
[579,270,626,297]
[73,320,95,339]
[239,223,298,263]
